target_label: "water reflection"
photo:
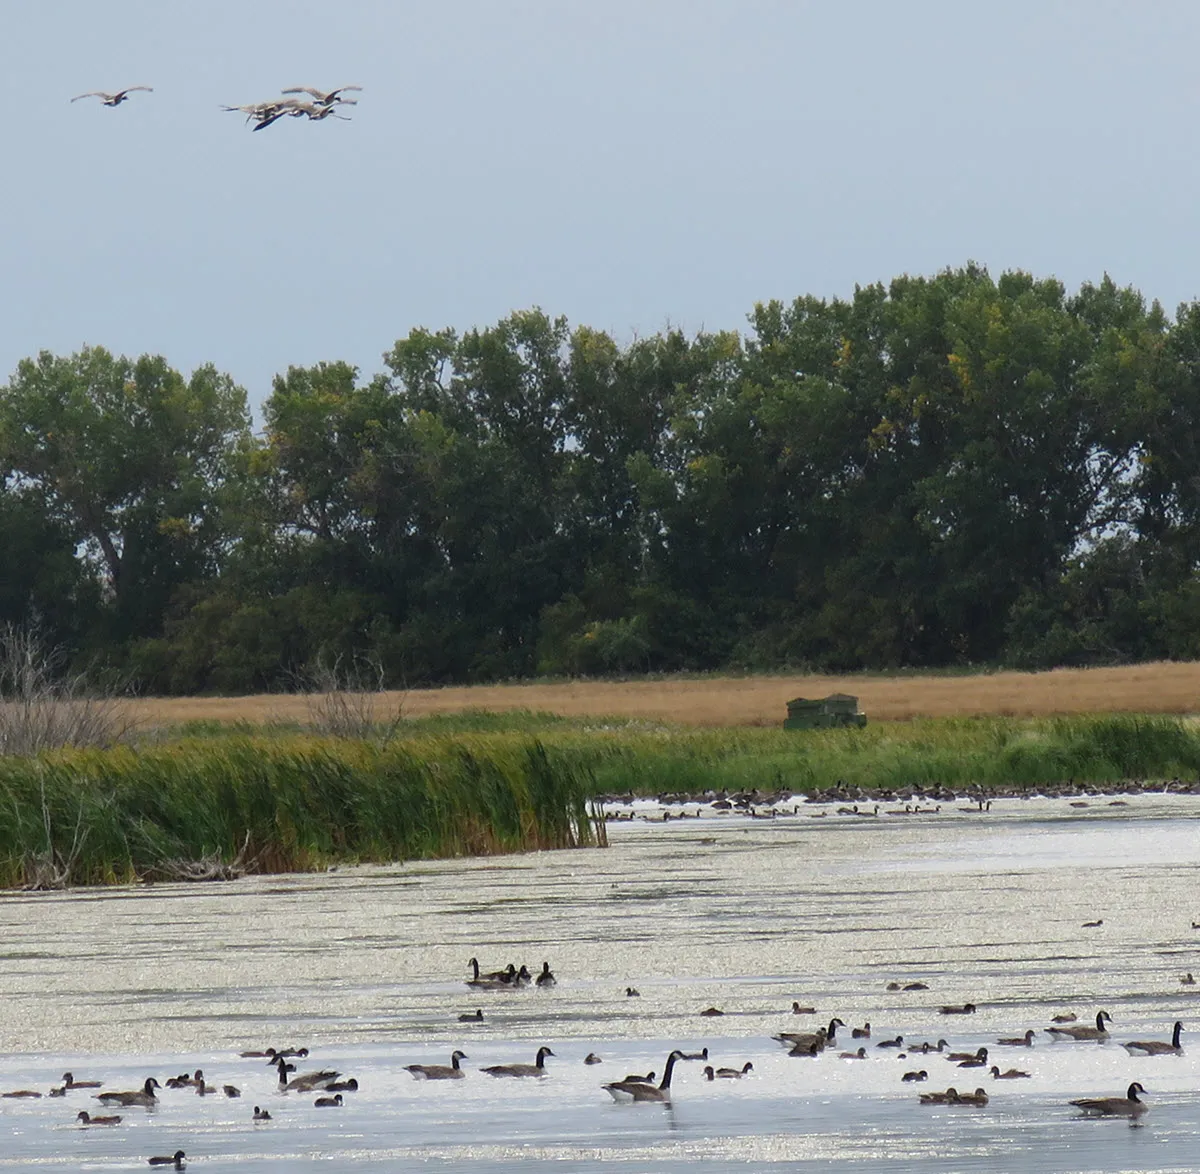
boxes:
[1,795,1199,1170]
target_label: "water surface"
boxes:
[1,794,1198,1171]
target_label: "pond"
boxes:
[1,793,1198,1171]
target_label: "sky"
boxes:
[3,0,1200,415]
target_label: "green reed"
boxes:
[0,735,604,889]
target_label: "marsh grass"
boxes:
[0,735,604,889]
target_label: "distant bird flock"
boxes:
[70,84,362,131]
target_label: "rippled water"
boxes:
[2,794,1199,1171]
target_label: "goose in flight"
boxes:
[282,85,362,106]
[71,87,153,106]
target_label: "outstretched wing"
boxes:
[281,86,323,99]
[116,86,154,97]
[71,91,111,103]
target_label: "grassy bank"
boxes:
[0,735,604,889]
[4,712,1197,889]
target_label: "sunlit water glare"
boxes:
[1,794,1198,1171]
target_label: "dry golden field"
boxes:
[127,661,1200,729]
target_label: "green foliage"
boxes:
[0,734,603,888]
[9,266,1200,687]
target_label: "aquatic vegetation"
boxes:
[0,735,604,888]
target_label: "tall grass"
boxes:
[0,735,604,889]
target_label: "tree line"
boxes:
[4,263,1200,694]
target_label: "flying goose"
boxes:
[147,1152,186,1169]
[405,1051,468,1080]
[62,1072,102,1089]
[76,1110,121,1124]
[71,87,152,106]
[96,1078,159,1107]
[996,1030,1035,1047]
[1046,1010,1112,1040]
[603,1050,683,1103]
[989,1066,1030,1079]
[1070,1081,1148,1117]
[1123,1021,1183,1055]
[481,1046,554,1077]
[314,1093,343,1107]
[281,85,362,106]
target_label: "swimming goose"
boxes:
[535,962,556,987]
[584,1054,603,1064]
[1047,1010,1112,1040]
[955,1053,989,1069]
[314,1093,343,1107]
[194,1080,218,1096]
[919,1087,959,1104]
[467,959,517,988]
[76,1110,121,1124]
[279,1059,341,1091]
[910,1039,949,1054]
[1070,1082,1148,1117]
[1123,1021,1183,1055]
[2,1089,42,1098]
[324,1078,358,1092]
[776,1018,844,1051]
[603,1050,683,1103]
[403,1046,463,1075]
[989,1066,1030,1079]
[97,1078,159,1107]
[459,1009,484,1022]
[791,1002,816,1014]
[622,1070,655,1083]
[147,1153,186,1169]
[62,1072,102,1089]
[954,1088,989,1106]
[1050,1013,1077,1023]
[1182,973,1196,986]
[481,1046,554,1077]
[946,1047,987,1064]
[851,1023,871,1039]
[625,987,641,997]
[71,87,153,106]
[223,1084,241,1097]
[939,1003,976,1015]
[253,1106,271,1120]
[904,982,930,990]
[713,1062,754,1077]
[838,1048,868,1060]
[996,1030,1035,1047]
[876,1036,904,1049]
[1081,918,1103,927]
[901,1070,928,1082]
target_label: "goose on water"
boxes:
[97,1078,159,1107]
[405,1051,468,1080]
[996,1030,1035,1047]
[603,1050,683,1103]
[76,1110,121,1124]
[147,1154,186,1170]
[1070,1082,1148,1117]
[1123,1021,1183,1056]
[481,1046,554,1077]
[990,1066,1031,1079]
[1046,1010,1112,1040]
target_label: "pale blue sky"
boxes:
[3,1,1198,411]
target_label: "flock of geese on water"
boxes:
[69,85,362,131]
[2,956,1193,1165]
